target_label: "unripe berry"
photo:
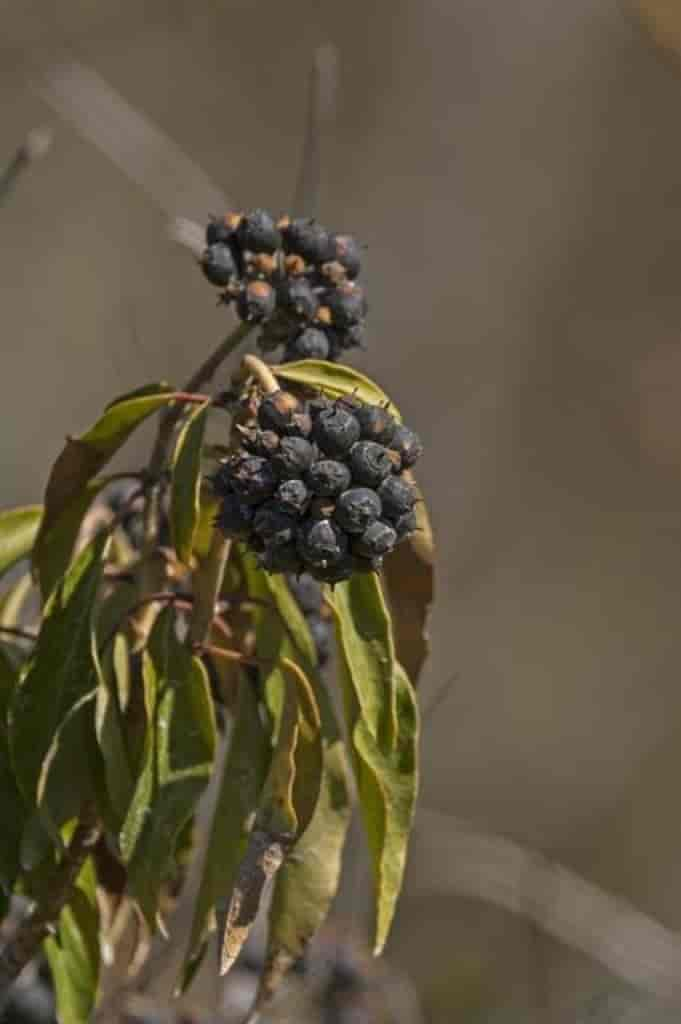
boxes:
[229,456,277,504]
[236,209,282,253]
[236,281,276,323]
[322,282,367,328]
[355,405,397,445]
[334,487,382,535]
[276,478,310,517]
[261,541,303,575]
[271,437,316,479]
[280,217,332,265]
[389,425,424,469]
[253,503,297,547]
[277,278,319,321]
[353,520,397,559]
[327,233,361,279]
[377,475,417,521]
[312,406,361,456]
[297,518,348,568]
[201,242,238,287]
[348,441,394,488]
[284,327,330,362]
[258,390,304,434]
[216,493,254,539]
[306,459,352,497]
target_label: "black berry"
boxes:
[334,487,382,535]
[240,428,280,458]
[277,278,319,321]
[312,406,361,456]
[253,503,297,547]
[237,209,282,253]
[258,390,303,434]
[389,425,424,469]
[355,405,397,445]
[236,280,276,323]
[377,475,417,521]
[206,213,240,245]
[229,456,277,504]
[313,557,355,584]
[306,459,352,497]
[297,518,348,568]
[327,233,361,279]
[353,520,397,559]
[271,436,316,479]
[280,217,332,265]
[215,493,254,539]
[201,243,238,287]
[322,282,367,328]
[261,542,303,575]
[348,441,394,488]
[393,508,418,540]
[276,478,310,517]
[284,327,330,362]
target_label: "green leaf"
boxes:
[171,401,210,565]
[35,477,113,602]
[0,506,42,580]
[331,573,398,750]
[45,855,100,1024]
[180,672,270,993]
[383,481,435,686]
[0,649,25,886]
[10,533,108,812]
[273,360,400,415]
[34,382,174,579]
[93,632,134,830]
[0,573,33,632]
[120,608,216,929]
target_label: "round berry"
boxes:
[201,243,238,287]
[323,282,367,328]
[389,426,424,469]
[271,437,315,479]
[261,541,303,575]
[334,487,382,535]
[312,406,361,456]
[237,209,281,254]
[280,217,332,264]
[253,503,297,547]
[355,405,396,445]
[286,573,323,615]
[306,459,352,497]
[236,280,276,323]
[216,493,254,539]
[330,323,366,353]
[229,456,277,504]
[297,519,348,569]
[284,327,330,362]
[377,476,417,521]
[327,233,361,279]
[258,390,303,433]
[277,278,319,321]
[353,520,397,559]
[313,557,355,584]
[348,441,394,488]
[250,430,281,458]
[393,508,418,540]
[308,394,334,420]
[275,478,310,517]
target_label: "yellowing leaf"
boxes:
[45,856,100,1023]
[0,506,42,579]
[274,360,400,415]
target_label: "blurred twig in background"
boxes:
[0,128,51,208]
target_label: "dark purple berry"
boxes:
[201,243,238,286]
[377,476,417,521]
[306,459,352,497]
[355,405,396,445]
[236,281,276,323]
[230,456,277,504]
[308,394,334,419]
[271,437,315,479]
[389,426,424,469]
[353,520,397,559]
[277,278,319,321]
[334,487,382,535]
[322,282,367,328]
[258,390,304,434]
[286,574,322,615]
[261,541,303,575]
[312,406,361,457]
[216,493,254,539]
[313,557,355,584]
[253,503,296,547]
[297,519,348,568]
[348,441,394,488]
[206,213,240,245]
[308,615,331,666]
[280,217,332,264]
[276,478,310,516]
[237,209,281,254]
[284,327,330,362]
[327,233,361,279]
[393,508,418,540]
[242,429,280,458]
[331,323,366,353]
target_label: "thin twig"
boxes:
[0,129,52,208]
[0,626,37,643]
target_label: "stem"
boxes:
[0,130,52,208]
[241,354,279,394]
[0,810,100,996]
[0,626,36,642]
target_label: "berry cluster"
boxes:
[213,388,422,583]
[200,210,367,362]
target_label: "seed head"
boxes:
[334,487,382,535]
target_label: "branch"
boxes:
[0,810,100,995]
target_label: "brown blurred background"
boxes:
[5,1,681,1019]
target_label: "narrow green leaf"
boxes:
[274,360,400,415]
[193,493,219,560]
[0,649,24,886]
[171,401,210,565]
[45,856,100,1024]
[9,533,108,811]
[36,477,113,601]
[34,382,174,578]
[180,673,270,993]
[332,573,398,750]
[93,631,134,829]
[0,506,42,579]
[0,573,33,632]
[120,609,216,929]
